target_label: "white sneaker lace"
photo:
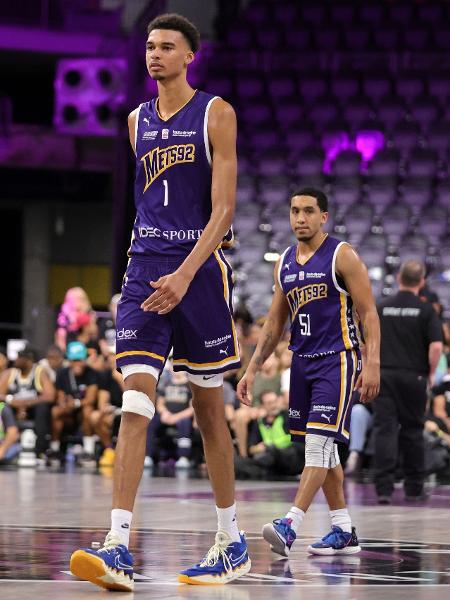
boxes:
[100,531,122,551]
[200,530,233,573]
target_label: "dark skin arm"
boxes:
[136,99,237,314]
[237,260,290,406]
[336,244,381,403]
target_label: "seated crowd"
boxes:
[0,286,449,484]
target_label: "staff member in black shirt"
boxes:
[374,260,443,503]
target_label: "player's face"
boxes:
[290,195,328,241]
[146,29,194,81]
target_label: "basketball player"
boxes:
[70,13,250,590]
[237,188,380,557]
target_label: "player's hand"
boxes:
[354,362,380,404]
[237,371,255,407]
[142,270,192,315]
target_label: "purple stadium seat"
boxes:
[240,104,272,126]
[234,202,261,234]
[332,150,362,177]
[298,76,328,103]
[427,121,450,158]
[331,178,361,209]
[359,4,385,24]
[245,2,271,26]
[236,175,256,204]
[255,28,283,50]
[368,149,400,177]
[248,130,281,154]
[307,97,339,126]
[434,27,450,51]
[355,129,385,163]
[258,176,290,206]
[227,27,253,50]
[236,76,265,101]
[343,26,370,51]
[285,127,315,159]
[436,180,450,210]
[363,75,391,104]
[401,179,432,213]
[274,104,303,130]
[295,149,325,179]
[330,3,355,24]
[322,128,350,158]
[401,232,428,251]
[331,76,360,102]
[403,27,430,51]
[417,3,444,24]
[343,97,373,128]
[382,204,411,242]
[428,74,450,106]
[406,148,438,178]
[397,246,427,264]
[390,121,421,156]
[366,177,397,214]
[315,28,341,50]
[358,246,386,269]
[273,3,298,26]
[300,4,327,25]
[208,76,233,99]
[419,215,448,240]
[374,27,399,51]
[395,75,425,105]
[376,96,406,131]
[255,151,287,178]
[267,76,296,102]
[285,29,312,50]
[388,2,414,25]
[410,97,440,132]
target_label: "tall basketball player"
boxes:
[70,14,250,590]
[237,188,380,557]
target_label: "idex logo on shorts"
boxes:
[289,408,301,419]
[116,328,138,340]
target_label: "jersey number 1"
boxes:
[299,313,311,336]
[163,179,169,206]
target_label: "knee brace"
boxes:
[329,442,341,469]
[122,390,155,420]
[187,372,224,388]
[305,433,335,468]
[121,363,160,381]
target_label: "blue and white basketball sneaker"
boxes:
[262,518,296,557]
[178,530,251,584]
[70,531,134,591]
[308,525,361,555]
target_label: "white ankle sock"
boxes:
[285,506,305,533]
[329,508,352,533]
[111,509,133,547]
[216,503,241,543]
[83,436,95,455]
[50,440,60,452]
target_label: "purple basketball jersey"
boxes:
[278,235,361,357]
[131,90,231,256]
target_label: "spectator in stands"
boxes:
[39,345,66,383]
[0,398,20,464]
[99,293,120,357]
[345,402,373,476]
[91,353,124,468]
[277,344,292,409]
[235,390,303,479]
[233,353,281,457]
[55,287,97,351]
[430,362,450,432]
[51,341,99,463]
[0,346,55,458]
[0,346,8,375]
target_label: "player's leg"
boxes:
[178,376,251,584]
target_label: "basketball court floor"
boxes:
[1,466,450,599]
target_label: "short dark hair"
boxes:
[147,13,200,53]
[290,187,328,212]
[399,260,425,288]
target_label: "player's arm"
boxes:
[335,244,380,403]
[127,108,139,155]
[142,99,237,315]
[237,260,290,406]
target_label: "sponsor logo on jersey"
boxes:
[312,404,336,413]
[116,328,138,340]
[204,334,232,349]
[306,272,326,279]
[138,226,203,242]
[299,271,305,280]
[283,262,291,270]
[142,130,158,141]
[172,130,197,137]
[162,128,169,139]
[140,143,195,191]
[284,274,297,283]
[286,283,328,317]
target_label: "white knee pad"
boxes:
[122,390,155,420]
[121,363,160,381]
[329,443,341,469]
[187,372,224,388]
[305,433,335,468]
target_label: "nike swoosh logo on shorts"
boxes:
[203,375,215,380]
